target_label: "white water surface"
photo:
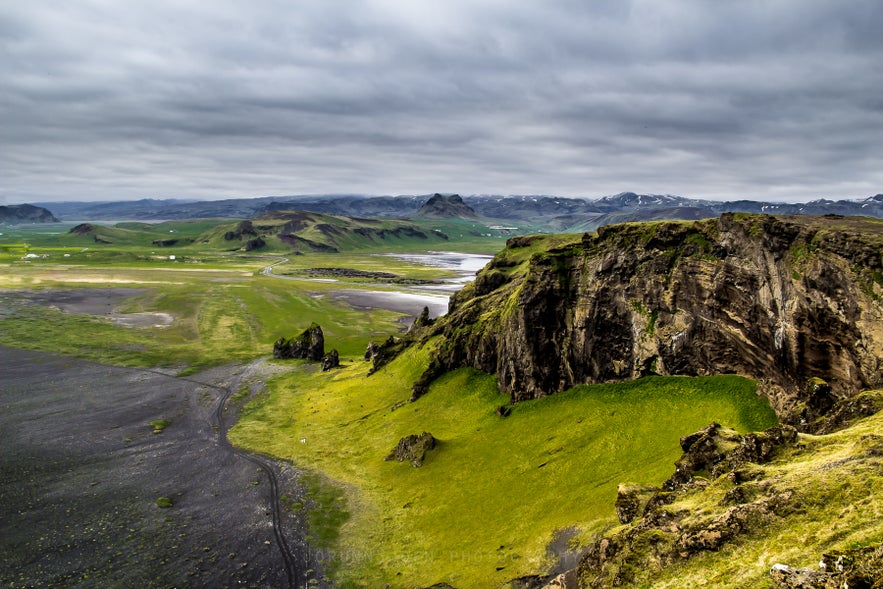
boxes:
[264,251,493,320]
[337,251,493,319]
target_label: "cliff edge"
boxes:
[416,214,883,424]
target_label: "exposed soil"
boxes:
[0,288,178,330]
[0,347,325,588]
[327,289,450,322]
[1,287,150,316]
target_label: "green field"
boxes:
[229,343,776,587]
[0,216,508,369]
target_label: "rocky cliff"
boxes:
[417,214,883,422]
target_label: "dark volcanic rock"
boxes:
[223,220,258,241]
[807,389,883,434]
[244,237,265,251]
[417,214,883,423]
[665,423,798,490]
[273,323,324,361]
[408,306,434,333]
[385,432,437,467]
[321,349,339,371]
[367,335,412,375]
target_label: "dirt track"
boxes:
[0,347,323,588]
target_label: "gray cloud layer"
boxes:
[2,0,882,203]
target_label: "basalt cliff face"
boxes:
[419,214,883,422]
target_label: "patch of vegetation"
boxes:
[302,473,350,550]
[631,300,658,335]
[149,419,171,434]
[155,497,173,508]
[229,385,251,406]
[229,345,776,587]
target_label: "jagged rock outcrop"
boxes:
[408,306,434,333]
[807,389,883,434]
[366,335,413,375]
[273,323,324,360]
[664,423,798,490]
[615,484,659,524]
[385,432,437,467]
[416,214,883,423]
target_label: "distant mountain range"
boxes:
[29,192,883,231]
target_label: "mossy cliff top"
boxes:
[417,214,883,425]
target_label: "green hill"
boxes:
[197,209,495,253]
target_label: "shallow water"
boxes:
[344,251,493,319]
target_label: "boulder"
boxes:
[273,323,324,360]
[385,432,437,467]
[321,349,339,371]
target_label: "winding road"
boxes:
[144,365,301,589]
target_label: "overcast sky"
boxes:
[2,1,882,204]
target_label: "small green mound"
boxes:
[155,497,173,509]
[149,419,171,434]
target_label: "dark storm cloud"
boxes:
[2,0,882,203]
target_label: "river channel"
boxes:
[267,251,494,320]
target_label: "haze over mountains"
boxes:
[29,192,883,231]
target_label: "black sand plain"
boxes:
[0,344,323,588]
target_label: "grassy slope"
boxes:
[229,344,776,587]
